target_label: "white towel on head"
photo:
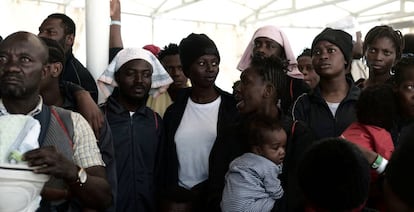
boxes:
[98,48,173,99]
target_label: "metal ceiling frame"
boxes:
[27,0,414,28]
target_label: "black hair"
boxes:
[298,137,370,211]
[249,54,289,102]
[246,115,283,147]
[297,48,311,60]
[356,84,397,130]
[0,35,2,43]
[385,125,414,208]
[39,37,65,64]
[392,55,414,85]
[47,13,76,36]
[363,25,404,61]
[403,33,414,54]
[158,43,179,60]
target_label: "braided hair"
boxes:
[249,54,289,103]
[363,25,404,61]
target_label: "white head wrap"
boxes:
[98,48,173,98]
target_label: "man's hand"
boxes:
[23,146,78,183]
[110,0,121,21]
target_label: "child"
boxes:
[297,48,319,89]
[342,84,396,161]
[221,115,286,212]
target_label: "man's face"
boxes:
[253,37,283,59]
[116,59,152,101]
[0,33,47,99]
[38,18,71,52]
[160,54,188,89]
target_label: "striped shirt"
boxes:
[221,153,283,212]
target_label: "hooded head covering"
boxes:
[311,28,353,69]
[237,25,303,79]
[179,33,220,76]
[98,48,173,99]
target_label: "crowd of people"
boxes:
[1,0,414,211]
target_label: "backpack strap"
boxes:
[50,106,74,148]
[33,104,51,146]
[290,79,294,99]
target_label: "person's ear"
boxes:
[65,34,74,48]
[263,83,275,99]
[41,64,48,80]
[50,62,63,78]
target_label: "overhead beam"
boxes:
[151,0,168,16]
[352,0,395,16]
[241,0,349,26]
[239,0,281,26]
[153,0,201,16]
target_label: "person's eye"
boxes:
[20,56,31,63]
[313,49,321,55]
[384,51,392,56]
[211,61,219,66]
[0,55,7,63]
[198,61,205,66]
[406,85,414,91]
[368,48,376,53]
[144,72,152,78]
[328,48,336,53]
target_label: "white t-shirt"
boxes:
[326,101,340,117]
[175,96,221,189]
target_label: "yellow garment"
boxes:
[146,92,173,117]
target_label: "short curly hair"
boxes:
[298,137,370,211]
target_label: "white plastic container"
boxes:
[0,163,49,212]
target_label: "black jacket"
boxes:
[292,78,360,139]
[63,50,98,102]
[102,91,164,212]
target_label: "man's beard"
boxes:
[0,85,27,99]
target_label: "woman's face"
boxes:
[187,54,219,89]
[312,40,347,79]
[298,55,320,89]
[253,37,284,59]
[365,36,397,76]
[237,67,268,115]
[396,66,414,118]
